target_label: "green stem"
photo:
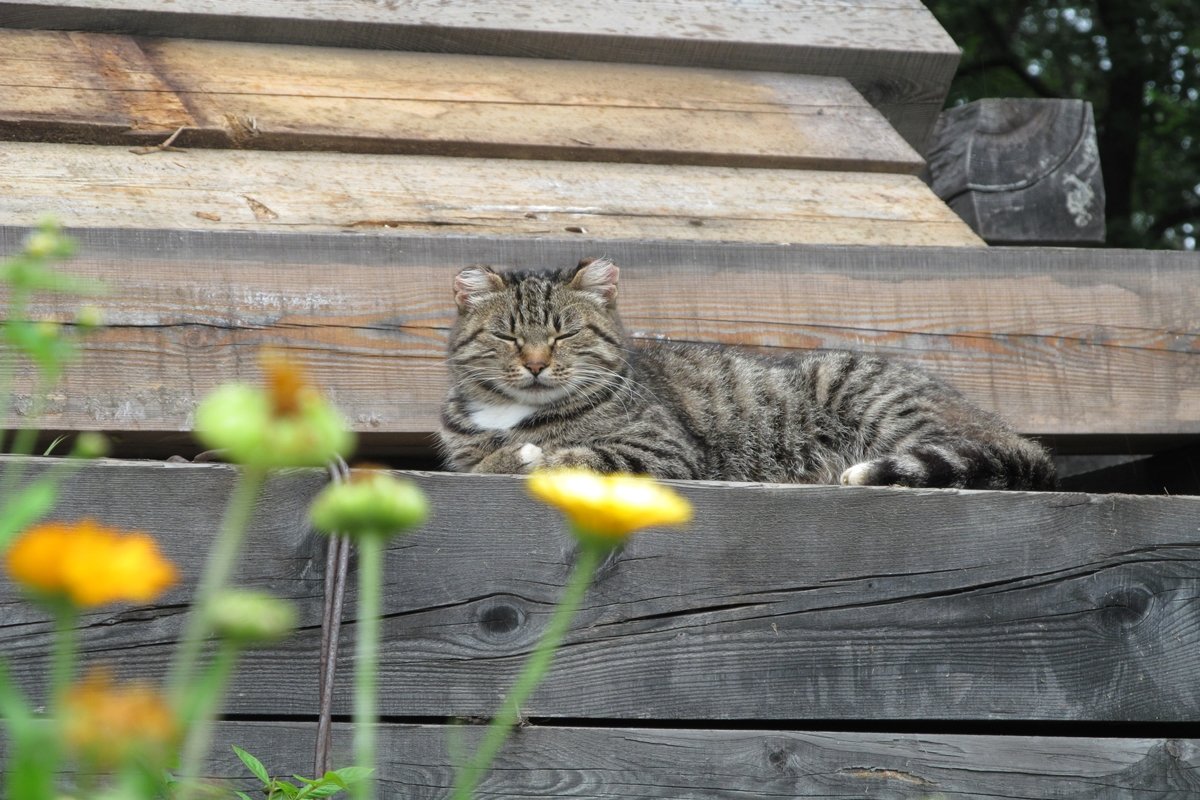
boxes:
[50,603,77,710]
[169,466,266,698]
[0,284,30,456]
[0,362,48,500]
[353,535,381,800]
[451,541,605,800]
[175,639,240,800]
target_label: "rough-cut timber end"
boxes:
[926,98,1106,245]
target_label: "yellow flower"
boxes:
[194,349,355,467]
[527,469,692,545]
[63,670,178,769]
[5,520,177,607]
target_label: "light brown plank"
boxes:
[4,461,1200,722]
[0,30,923,174]
[0,229,1192,446]
[0,0,960,150]
[0,142,981,245]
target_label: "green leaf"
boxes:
[273,781,301,798]
[329,767,372,787]
[232,745,271,786]
[235,792,254,800]
[296,782,348,799]
[0,478,57,549]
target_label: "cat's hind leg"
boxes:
[839,437,1055,491]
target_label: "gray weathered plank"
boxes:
[4,459,1200,721]
[0,227,1195,448]
[10,720,1199,797]
[205,722,1200,798]
[926,99,1106,244]
[0,0,960,151]
[0,30,923,174]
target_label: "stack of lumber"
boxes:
[0,2,1199,796]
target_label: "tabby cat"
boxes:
[439,258,1056,490]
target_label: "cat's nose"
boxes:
[524,359,548,375]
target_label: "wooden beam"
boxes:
[926,99,1106,244]
[0,142,979,245]
[5,460,1200,721]
[0,30,923,174]
[10,720,1197,796]
[0,228,1193,447]
[0,0,960,151]
[186,722,1200,797]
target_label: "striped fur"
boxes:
[439,259,1057,490]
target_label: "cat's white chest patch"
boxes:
[467,401,538,431]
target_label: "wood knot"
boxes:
[1098,587,1153,628]
[478,601,524,638]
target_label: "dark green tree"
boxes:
[928,1,1200,249]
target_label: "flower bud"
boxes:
[309,469,429,540]
[207,590,297,645]
[71,432,110,459]
[75,305,104,330]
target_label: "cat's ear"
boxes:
[454,265,505,310]
[568,257,619,305]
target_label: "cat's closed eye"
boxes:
[491,332,519,343]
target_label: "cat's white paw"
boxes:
[518,443,544,467]
[840,462,873,485]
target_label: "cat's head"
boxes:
[447,257,626,406]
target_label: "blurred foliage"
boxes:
[928,0,1200,249]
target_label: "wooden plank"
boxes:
[0,228,1193,447]
[0,143,977,246]
[0,0,960,151]
[186,722,1200,797]
[11,720,1199,796]
[927,99,1106,244]
[0,30,923,174]
[5,460,1200,721]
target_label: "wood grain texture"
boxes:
[0,142,977,245]
[5,459,1200,722]
[927,99,1105,244]
[190,722,1200,798]
[0,228,1192,445]
[0,30,923,174]
[9,720,1198,796]
[0,0,960,150]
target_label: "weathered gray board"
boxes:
[926,98,1106,244]
[0,0,959,151]
[4,458,1200,722]
[0,228,1197,450]
[133,722,1200,797]
[6,721,1198,796]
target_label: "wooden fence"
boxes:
[3,458,1200,794]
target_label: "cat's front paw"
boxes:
[471,442,544,474]
[517,443,544,467]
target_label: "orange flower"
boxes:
[5,519,177,607]
[63,670,178,768]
